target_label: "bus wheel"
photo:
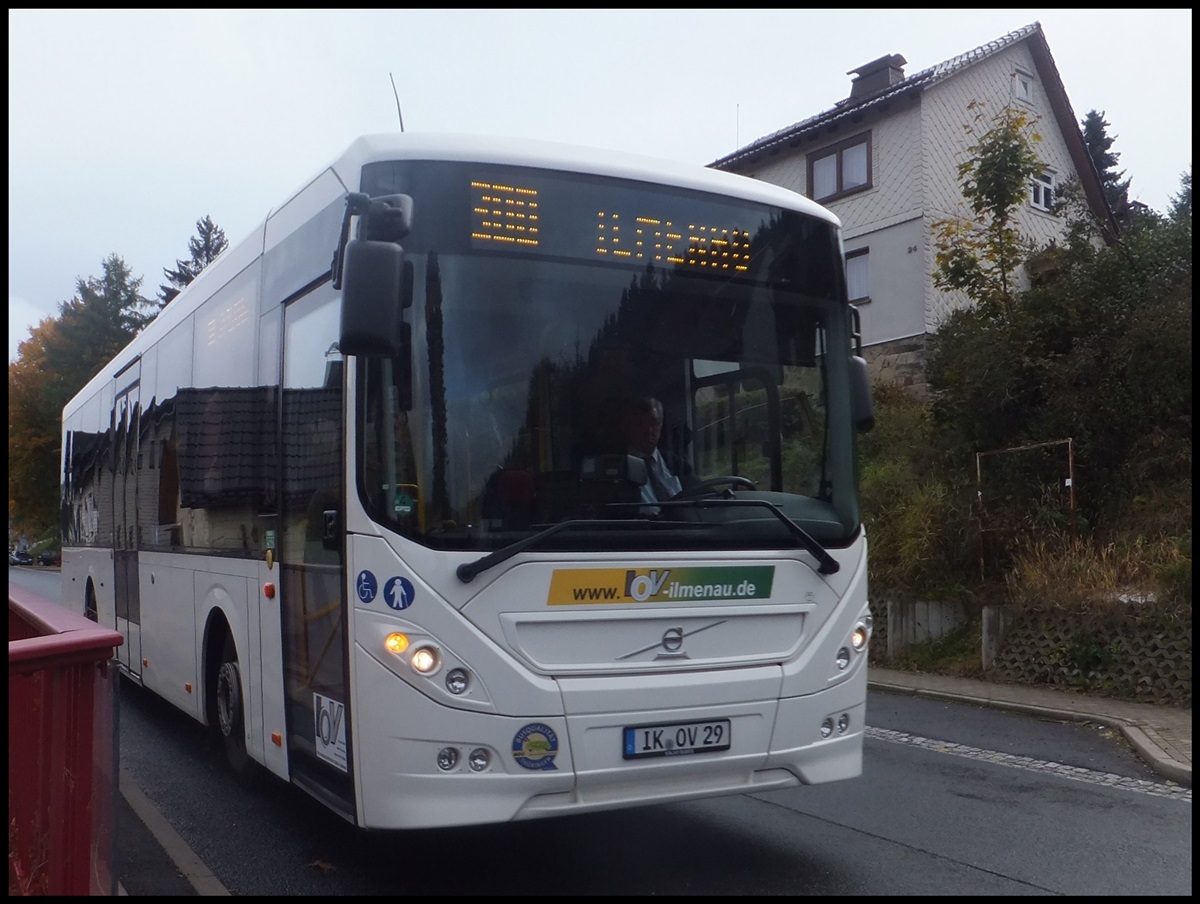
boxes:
[215,633,252,776]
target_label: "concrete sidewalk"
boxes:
[868,667,1192,787]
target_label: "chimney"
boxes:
[847,53,907,101]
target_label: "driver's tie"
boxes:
[644,455,673,502]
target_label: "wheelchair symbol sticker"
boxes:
[384,576,415,610]
[356,571,378,604]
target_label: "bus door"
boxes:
[277,286,355,820]
[112,361,142,678]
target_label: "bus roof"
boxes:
[331,132,840,226]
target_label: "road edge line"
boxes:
[119,767,232,896]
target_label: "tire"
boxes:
[215,632,253,777]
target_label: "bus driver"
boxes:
[622,395,694,504]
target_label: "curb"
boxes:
[119,769,231,895]
[867,678,1192,788]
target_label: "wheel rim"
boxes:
[216,660,242,738]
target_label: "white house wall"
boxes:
[847,217,926,346]
[738,97,929,348]
[839,96,926,347]
[723,33,1089,368]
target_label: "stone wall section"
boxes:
[869,598,1191,706]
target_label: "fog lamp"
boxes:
[835,647,851,670]
[837,713,850,734]
[445,667,470,695]
[468,748,491,772]
[820,718,834,739]
[436,747,459,771]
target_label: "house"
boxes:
[709,22,1118,389]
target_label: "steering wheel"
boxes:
[670,475,757,500]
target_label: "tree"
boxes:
[1080,110,1131,222]
[9,318,64,537]
[932,103,1044,319]
[1169,168,1191,221]
[8,254,154,536]
[159,215,228,306]
[927,169,1192,529]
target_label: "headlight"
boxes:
[851,622,870,651]
[411,645,441,675]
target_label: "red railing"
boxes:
[8,584,123,896]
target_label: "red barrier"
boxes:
[8,584,123,896]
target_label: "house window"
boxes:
[1031,170,1055,211]
[846,248,870,303]
[1012,70,1035,106]
[808,132,871,202]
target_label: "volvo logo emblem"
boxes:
[616,619,727,660]
[661,626,684,652]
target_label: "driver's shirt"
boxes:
[636,447,683,506]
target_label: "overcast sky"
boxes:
[8,8,1192,363]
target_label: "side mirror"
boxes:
[334,192,414,358]
[339,241,413,356]
[849,355,875,433]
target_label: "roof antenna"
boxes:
[389,73,406,133]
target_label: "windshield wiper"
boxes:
[457,518,661,582]
[655,497,840,575]
[457,500,839,581]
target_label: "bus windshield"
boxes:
[355,163,861,553]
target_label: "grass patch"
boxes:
[874,617,984,679]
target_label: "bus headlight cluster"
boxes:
[386,633,444,675]
[383,633,483,702]
[435,746,492,772]
[834,619,873,671]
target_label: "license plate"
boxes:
[623,719,731,759]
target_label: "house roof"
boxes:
[709,22,1118,241]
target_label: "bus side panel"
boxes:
[61,547,116,632]
[192,561,289,779]
[255,560,290,781]
[137,555,202,721]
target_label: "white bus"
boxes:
[60,132,876,830]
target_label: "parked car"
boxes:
[39,547,61,566]
[9,549,33,566]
